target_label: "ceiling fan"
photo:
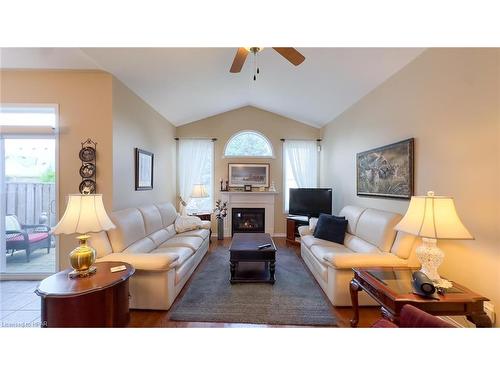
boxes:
[230,47,305,80]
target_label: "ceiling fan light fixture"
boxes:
[244,47,264,54]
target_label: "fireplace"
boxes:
[231,208,265,236]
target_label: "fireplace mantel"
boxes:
[220,191,277,237]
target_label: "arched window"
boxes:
[224,131,274,157]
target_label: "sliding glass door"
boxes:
[0,105,58,277]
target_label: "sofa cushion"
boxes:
[324,252,407,269]
[148,229,172,247]
[123,237,157,254]
[138,205,163,235]
[96,252,179,271]
[310,245,351,265]
[162,236,204,251]
[176,228,210,240]
[355,209,402,252]
[391,232,418,259]
[88,231,113,258]
[151,246,194,267]
[313,214,348,244]
[301,235,345,249]
[339,206,366,234]
[155,202,179,228]
[200,220,211,230]
[107,208,146,253]
[343,233,380,254]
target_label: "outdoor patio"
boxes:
[5,247,56,274]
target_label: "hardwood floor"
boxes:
[128,238,381,328]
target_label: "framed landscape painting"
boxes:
[356,138,414,199]
[228,163,270,188]
[135,148,154,191]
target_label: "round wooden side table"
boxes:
[35,261,135,328]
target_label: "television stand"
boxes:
[286,216,309,247]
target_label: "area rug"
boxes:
[169,246,337,326]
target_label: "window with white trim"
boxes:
[224,131,273,157]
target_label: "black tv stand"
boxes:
[286,215,309,246]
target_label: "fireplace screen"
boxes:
[231,208,265,236]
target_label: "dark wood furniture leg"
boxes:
[230,261,236,283]
[350,279,361,327]
[466,311,492,328]
[269,260,276,284]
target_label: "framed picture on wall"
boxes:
[356,138,414,199]
[135,148,154,190]
[228,163,270,188]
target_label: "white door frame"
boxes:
[0,104,59,280]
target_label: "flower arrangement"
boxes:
[214,199,228,220]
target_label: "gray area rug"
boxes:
[170,246,337,326]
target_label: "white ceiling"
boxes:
[0,47,424,127]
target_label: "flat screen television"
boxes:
[289,188,332,218]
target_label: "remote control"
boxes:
[110,265,127,273]
[258,243,272,250]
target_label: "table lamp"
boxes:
[52,194,115,278]
[394,191,473,288]
[190,183,209,199]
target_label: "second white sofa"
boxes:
[300,205,420,306]
[90,202,209,310]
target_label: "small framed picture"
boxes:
[135,148,154,191]
[244,184,252,192]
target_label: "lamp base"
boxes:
[416,238,453,289]
[68,235,97,279]
[69,265,97,279]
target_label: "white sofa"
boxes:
[299,205,420,306]
[89,202,209,310]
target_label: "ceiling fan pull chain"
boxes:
[253,51,257,81]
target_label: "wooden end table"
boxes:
[35,261,135,327]
[229,233,276,284]
[350,267,492,328]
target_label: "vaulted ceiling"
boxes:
[0,47,424,127]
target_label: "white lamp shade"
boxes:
[52,194,115,235]
[394,192,473,240]
[190,184,209,198]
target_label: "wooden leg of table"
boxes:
[350,279,361,327]
[467,311,492,328]
[269,260,276,284]
[230,261,236,283]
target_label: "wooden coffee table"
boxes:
[349,267,492,327]
[35,261,135,327]
[229,233,276,284]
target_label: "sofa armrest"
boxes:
[323,253,408,269]
[298,226,312,237]
[96,252,180,271]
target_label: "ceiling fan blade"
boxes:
[273,47,305,66]
[230,48,249,73]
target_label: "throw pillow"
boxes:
[310,215,344,234]
[174,215,203,233]
[313,213,348,244]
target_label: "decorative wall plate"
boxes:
[79,179,96,194]
[79,147,96,162]
[79,163,96,178]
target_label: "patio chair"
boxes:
[5,214,52,262]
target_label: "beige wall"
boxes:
[176,106,320,234]
[112,78,176,210]
[0,70,114,269]
[320,48,500,325]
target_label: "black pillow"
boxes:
[313,213,348,245]
[313,214,345,237]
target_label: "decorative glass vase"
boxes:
[217,217,224,240]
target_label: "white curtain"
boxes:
[178,139,213,214]
[283,140,318,212]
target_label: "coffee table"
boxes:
[229,233,276,284]
[349,267,492,327]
